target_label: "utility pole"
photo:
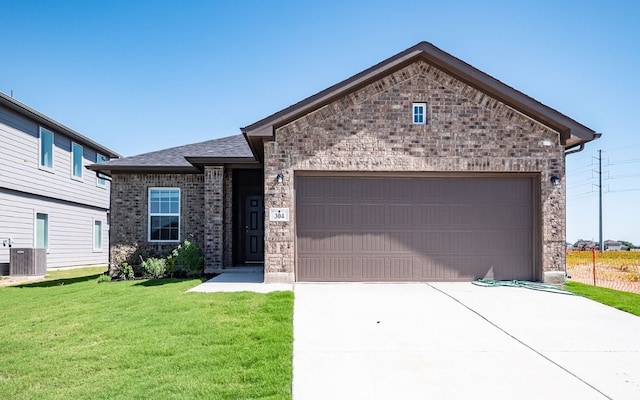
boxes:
[598,149,603,252]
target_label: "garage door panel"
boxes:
[297,203,326,225]
[361,232,388,252]
[298,257,359,281]
[388,205,414,225]
[361,204,386,226]
[361,258,386,280]
[298,232,356,252]
[388,231,415,252]
[329,204,354,226]
[361,179,388,199]
[296,176,534,282]
[388,258,413,279]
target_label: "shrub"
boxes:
[110,243,153,278]
[115,262,135,280]
[111,243,139,268]
[96,274,112,284]
[141,257,167,279]
[168,240,204,277]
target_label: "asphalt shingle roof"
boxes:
[90,134,254,172]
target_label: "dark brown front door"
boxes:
[243,195,264,262]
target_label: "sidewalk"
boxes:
[188,267,293,293]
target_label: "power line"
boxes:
[610,173,640,179]
[602,143,640,153]
[609,188,640,193]
[607,158,640,166]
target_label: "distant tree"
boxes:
[619,240,636,249]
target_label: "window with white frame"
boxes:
[148,188,180,242]
[72,142,83,180]
[412,103,427,125]
[93,219,103,251]
[39,127,54,170]
[96,153,108,186]
[36,212,49,249]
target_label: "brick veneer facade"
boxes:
[263,60,566,283]
[110,171,234,272]
[110,173,206,263]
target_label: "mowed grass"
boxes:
[564,281,640,317]
[0,268,293,399]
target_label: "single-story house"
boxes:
[91,41,598,283]
[574,240,599,250]
[604,240,629,251]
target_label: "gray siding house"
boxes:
[0,92,120,273]
[93,42,598,283]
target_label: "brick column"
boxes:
[204,166,224,272]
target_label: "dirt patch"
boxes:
[0,275,45,287]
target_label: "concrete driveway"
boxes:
[292,282,640,400]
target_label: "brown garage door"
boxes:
[296,175,535,282]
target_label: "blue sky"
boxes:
[1,0,639,244]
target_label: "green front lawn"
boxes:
[0,268,293,399]
[564,281,640,317]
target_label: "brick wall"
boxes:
[203,166,224,272]
[223,168,234,268]
[109,173,205,265]
[264,60,565,283]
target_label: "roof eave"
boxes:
[86,164,200,174]
[0,92,121,159]
[184,156,259,166]
[241,41,597,148]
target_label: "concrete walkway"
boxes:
[292,283,640,400]
[188,267,292,293]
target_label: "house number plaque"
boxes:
[269,208,290,222]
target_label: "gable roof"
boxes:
[88,134,255,174]
[0,91,120,159]
[242,41,598,160]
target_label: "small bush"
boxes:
[96,274,112,284]
[168,240,204,277]
[141,257,167,279]
[111,243,139,267]
[114,262,135,280]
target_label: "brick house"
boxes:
[91,42,598,284]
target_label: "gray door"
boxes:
[296,176,535,282]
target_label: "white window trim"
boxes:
[71,142,84,181]
[96,153,107,187]
[93,218,103,252]
[412,102,427,125]
[34,210,50,252]
[148,187,181,243]
[38,127,55,172]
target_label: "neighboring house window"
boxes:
[39,127,54,170]
[96,153,108,186]
[72,142,83,180]
[93,219,103,251]
[148,188,180,242]
[412,103,427,125]
[36,213,49,249]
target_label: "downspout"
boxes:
[564,143,584,155]
[564,133,602,155]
